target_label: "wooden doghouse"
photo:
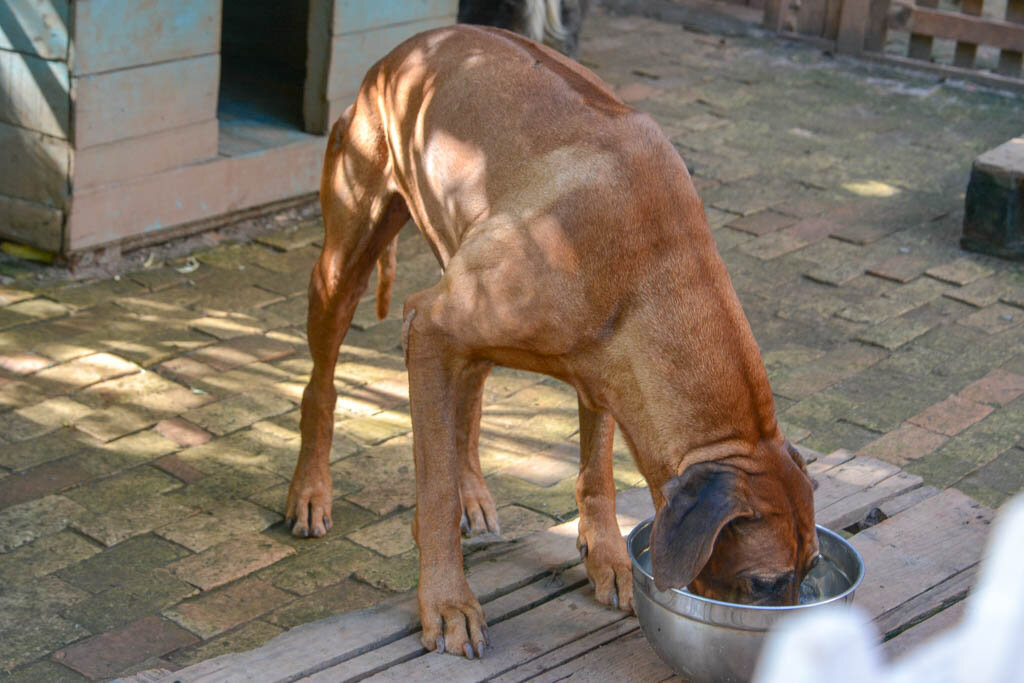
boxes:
[0,0,456,257]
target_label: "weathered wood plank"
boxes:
[857,50,1024,92]
[118,669,175,683]
[305,565,590,682]
[72,0,219,75]
[490,619,642,683]
[796,0,829,38]
[874,564,977,638]
[763,0,787,32]
[325,17,454,101]
[526,629,678,683]
[162,598,422,683]
[333,0,457,35]
[877,484,939,519]
[806,448,853,476]
[217,128,268,158]
[304,0,333,134]
[953,0,984,68]
[0,0,69,60]
[299,632,423,682]
[882,599,966,660]
[216,120,313,157]
[464,523,583,602]
[0,192,63,251]
[824,0,846,40]
[812,455,901,511]
[363,586,629,682]
[72,54,218,149]
[0,120,68,206]
[463,487,652,603]
[153,492,650,683]
[850,488,993,619]
[816,470,922,531]
[167,569,602,683]
[0,48,70,137]
[889,2,1024,51]
[66,130,322,251]
[837,0,872,53]
[864,0,890,50]
[72,120,217,191]
[907,0,939,61]
[997,0,1024,76]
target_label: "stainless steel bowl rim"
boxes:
[628,518,865,630]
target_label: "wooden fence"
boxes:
[764,0,1024,88]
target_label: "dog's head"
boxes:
[649,441,818,605]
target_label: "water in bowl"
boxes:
[635,548,850,606]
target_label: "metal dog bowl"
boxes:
[628,518,864,683]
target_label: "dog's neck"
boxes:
[580,249,781,502]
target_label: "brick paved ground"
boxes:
[2,5,1023,680]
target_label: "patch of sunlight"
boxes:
[549,519,581,538]
[842,180,900,197]
[274,381,306,402]
[267,330,304,346]
[212,449,271,468]
[252,419,300,441]
[101,340,156,356]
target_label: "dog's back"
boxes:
[333,25,724,371]
[363,26,702,265]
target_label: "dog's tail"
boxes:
[525,0,568,46]
[375,235,398,320]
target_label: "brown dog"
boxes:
[286,25,818,658]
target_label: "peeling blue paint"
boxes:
[145,220,163,232]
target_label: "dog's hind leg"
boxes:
[575,399,634,612]
[455,364,500,537]
[287,103,410,538]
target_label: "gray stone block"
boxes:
[962,137,1024,260]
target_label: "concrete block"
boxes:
[963,136,1024,260]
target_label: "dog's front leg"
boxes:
[404,298,488,658]
[575,399,634,612]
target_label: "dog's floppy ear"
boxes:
[649,462,752,592]
[786,441,818,491]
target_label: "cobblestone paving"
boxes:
[1,6,1023,680]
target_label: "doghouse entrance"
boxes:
[217,0,313,154]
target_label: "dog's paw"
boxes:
[459,474,500,537]
[578,533,634,613]
[419,581,489,658]
[285,467,333,538]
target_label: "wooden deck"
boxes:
[127,451,995,682]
